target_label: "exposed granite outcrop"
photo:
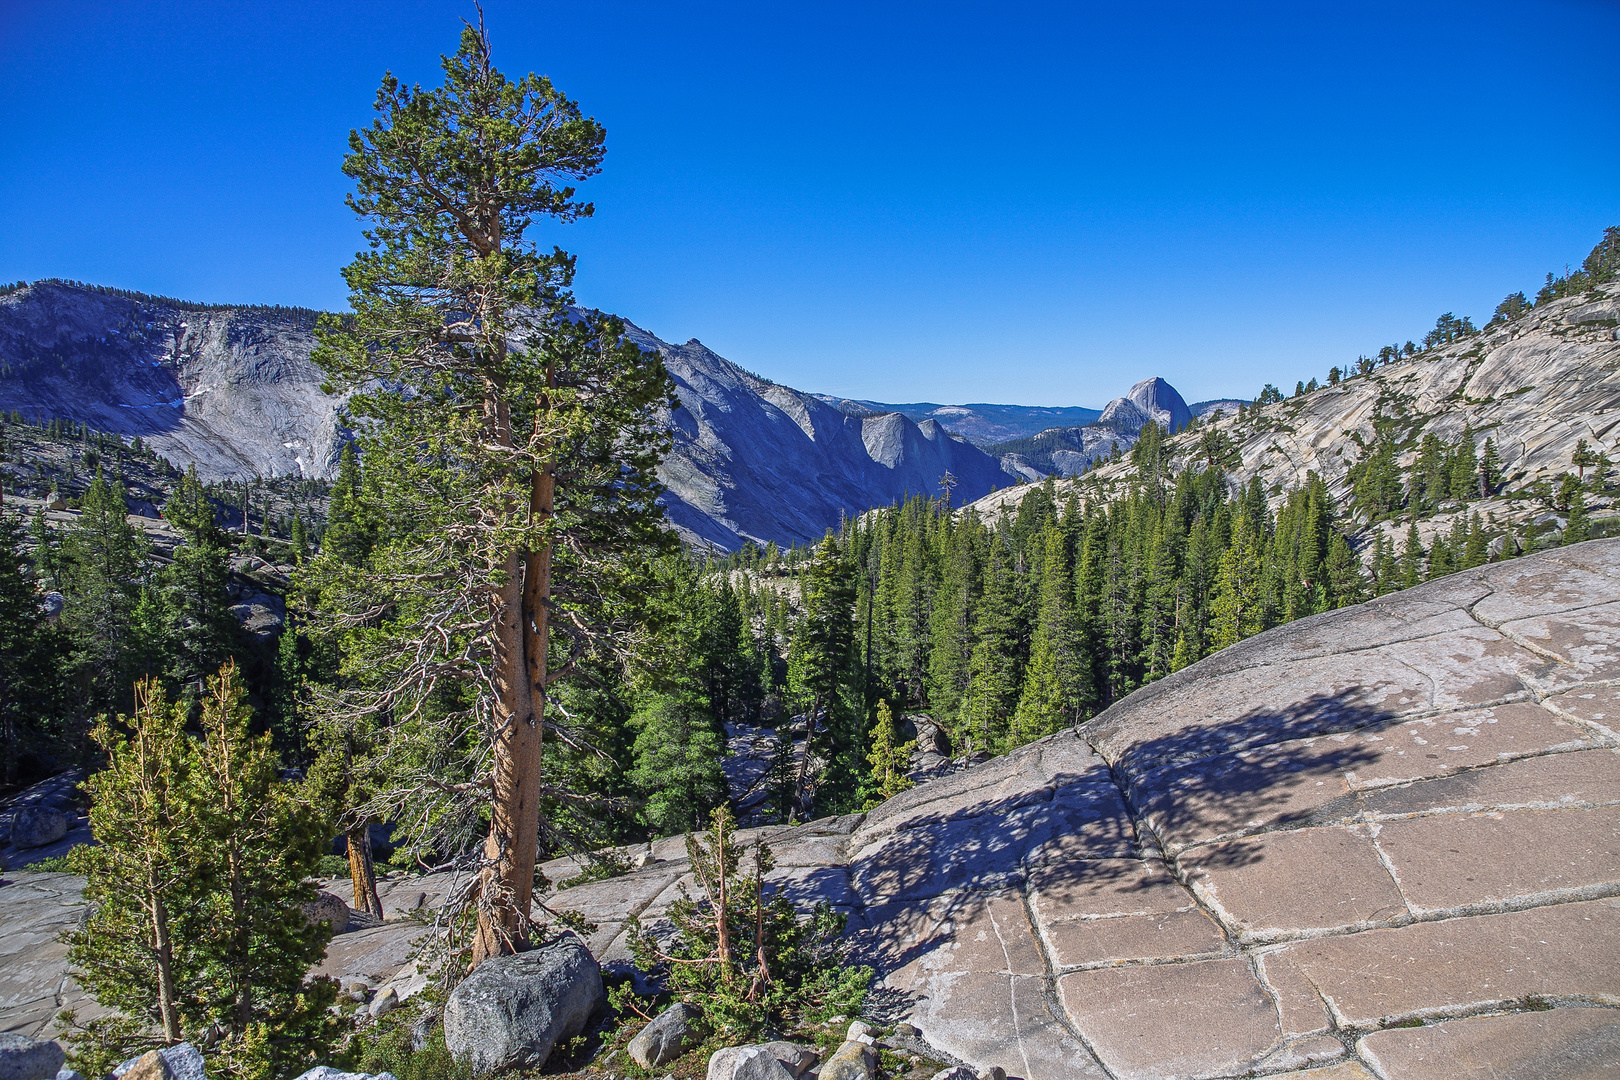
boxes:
[970,284,1620,544]
[6,540,1620,1077]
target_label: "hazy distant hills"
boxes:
[818,383,1253,482]
[812,398,1103,444]
[987,376,1199,479]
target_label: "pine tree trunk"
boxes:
[346,823,383,918]
[791,693,821,822]
[715,823,732,983]
[148,881,182,1043]
[471,377,551,967]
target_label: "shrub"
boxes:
[619,806,871,1044]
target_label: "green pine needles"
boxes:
[306,16,676,963]
[64,663,337,1080]
[620,806,871,1043]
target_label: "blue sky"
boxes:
[1,1,1616,405]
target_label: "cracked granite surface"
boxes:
[6,541,1620,1078]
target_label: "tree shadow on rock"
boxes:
[1103,691,1397,854]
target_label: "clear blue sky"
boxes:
[2,1,1616,406]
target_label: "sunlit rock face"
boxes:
[1126,375,1194,432]
[968,283,1620,542]
[0,281,344,481]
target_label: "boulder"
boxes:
[56,1070,87,1080]
[0,1034,64,1080]
[230,594,284,640]
[302,892,350,933]
[289,1069,399,1080]
[819,1040,876,1080]
[705,1045,796,1080]
[8,807,70,849]
[111,1044,205,1080]
[442,935,605,1076]
[367,987,398,1018]
[627,1002,703,1069]
[757,1043,817,1077]
[930,1070,975,1080]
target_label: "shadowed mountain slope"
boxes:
[625,324,1019,549]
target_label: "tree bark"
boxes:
[470,365,553,966]
[715,822,732,984]
[346,823,383,918]
[791,693,821,822]
[148,879,182,1043]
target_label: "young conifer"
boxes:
[0,512,66,783]
[860,699,915,808]
[67,665,336,1078]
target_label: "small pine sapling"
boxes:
[860,700,915,809]
[620,807,870,1044]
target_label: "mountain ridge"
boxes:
[0,281,1027,550]
[966,281,1620,557]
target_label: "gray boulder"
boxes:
[705,1045,796,1080]
[0,1033,65,1080]
[301,891,350,934]
[289,1069,399,1080]
[756,1043,816,1077]
[110,1043,205,1080]
[819,1040,876,1080]
[56,1070,87,1080]
[442,935,605,1076]
[9,807,71,849]
[627,1002,703,1069]
[367,987,398,1019]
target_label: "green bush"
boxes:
[341,1005,469,1080]
[618,807,871,1045]
[25,847,83,873]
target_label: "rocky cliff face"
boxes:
[0,282,1020,549]
[626,325,1019,549]
[989,375,1198,479]
[0,282,344,480]
[9,540,1619,1077]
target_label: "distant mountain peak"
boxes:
[1127,376,1193,432]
